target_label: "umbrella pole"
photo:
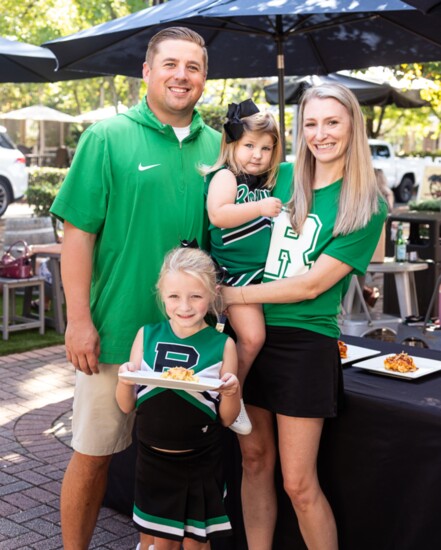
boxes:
[276,21,286,161]
[39,120,45,166]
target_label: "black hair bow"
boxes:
[223,99,259,144]
[180,238,199,249]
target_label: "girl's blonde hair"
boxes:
[289,83,379,236]
[157,247,222,320]
[201,111,282,190]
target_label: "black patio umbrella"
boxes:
[0,36,102,82]
[402,0,441,14]
[264,73,429,108]
[44,0,441,151]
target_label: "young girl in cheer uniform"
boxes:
[116,247,240,550]
[203,99,282,435]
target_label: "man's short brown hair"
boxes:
[145,26,208,74]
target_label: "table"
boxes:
[23,253,65,334]
[104,337,441,550]
[368,259,428,317]
[0,276,45,339]
[385,211,441,317]
[25,153,56,167]
[316,336,441,550]
[340,275,402,338]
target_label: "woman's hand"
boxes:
[221,285,243,308]
[222,254,353,308]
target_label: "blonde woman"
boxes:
[223,84,388,550]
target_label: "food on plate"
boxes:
[384,352,418,373]
[338,340,348,359]
[160,366,199,382]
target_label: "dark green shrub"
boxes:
[26,167,67,218]
[198,105,226,132]
[28,167,67,187]
[27,183,61,217]
[409,199,441,211]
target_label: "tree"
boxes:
[356,64,441,152]
[0,0,149,117]
[1,2,439,154]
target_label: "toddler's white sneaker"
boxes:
[229,399,252,435]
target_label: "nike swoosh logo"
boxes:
[138,163,160,171]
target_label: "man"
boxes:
[50,27,220,550]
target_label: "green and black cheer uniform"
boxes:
[244,165,389,417]
[133,320,232,543]
[208,169,275,286]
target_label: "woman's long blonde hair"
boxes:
[289,83,379,236]
[201,111,282,190]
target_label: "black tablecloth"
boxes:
[104,337,441,549]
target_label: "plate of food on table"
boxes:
[352,351,441,380]
[338,340,381,366]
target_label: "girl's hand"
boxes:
[259,197,282,218]
[117,361,138,385]
[219,373,240,397]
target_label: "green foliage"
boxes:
[28,167,67,187]
[203,78,270,106]
[408,199,441,212]
[26,167,66,217]
[197,104,226,132]
[0,1,149,119]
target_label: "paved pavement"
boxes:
[0,346,139,550]
[0,201,392,550]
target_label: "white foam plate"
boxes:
[352,354,441,380]
[118,370,224,391]
[341,344,381,365]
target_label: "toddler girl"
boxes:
[204,99,282,434]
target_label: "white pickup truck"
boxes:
[369,139,438,203]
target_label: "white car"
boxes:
[0,125,28,217]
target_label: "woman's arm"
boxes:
[223,253,353,307]
[207,169,281,228]
[115,328,144,414]
[218,337,240,427]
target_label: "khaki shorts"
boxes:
[71,363,135,456]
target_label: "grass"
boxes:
[0,293,65,356]
[0,328,65,356]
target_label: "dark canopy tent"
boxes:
[264,73,429,107]
[402,0,441,14]
[0,37,101,82]
[44,0,441,153]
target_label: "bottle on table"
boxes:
[395,222,407,262]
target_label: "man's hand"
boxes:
[65,318,100,375]
[61,222,98,375]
